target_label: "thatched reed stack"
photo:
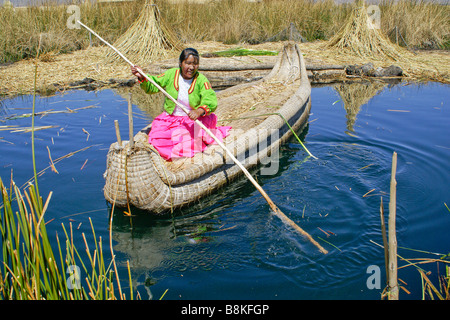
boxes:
[326,0,407,61]
[105,0,180,65]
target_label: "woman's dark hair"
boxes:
[179,48,199,65]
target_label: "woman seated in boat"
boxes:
[131,48,231,161]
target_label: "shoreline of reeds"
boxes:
[1,0,448,64]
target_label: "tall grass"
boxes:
[380,0,450,49]
[0,0,141,63]
[0,177,135,299]
[0,0,448,64]
[160,0,351,44]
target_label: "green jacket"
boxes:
[140,68,217,115]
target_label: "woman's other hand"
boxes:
[131,65,144,81]
[188,108,205,121]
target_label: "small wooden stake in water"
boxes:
[380,197,389,286]
[388,151,399,300]
[114,120,122,147]
[128,93,134,149]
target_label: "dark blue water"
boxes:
[0,81,449,300]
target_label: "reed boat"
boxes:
[103,42,312,214]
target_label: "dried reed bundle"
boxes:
[326,0,407,61]
[106,0,180,65]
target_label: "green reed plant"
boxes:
[0,177,136,299]
[394,249,450,300]
[209,47,278,57]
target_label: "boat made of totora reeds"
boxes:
[103,42,312,214]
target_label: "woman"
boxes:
[131,48,231,161]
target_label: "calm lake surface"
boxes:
[0,80,449,300]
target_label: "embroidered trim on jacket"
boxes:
[188,73,198,94]
[173,69,180,91]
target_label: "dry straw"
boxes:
[105,0,180,66]
[326,0,407,61]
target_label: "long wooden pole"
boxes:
[78,21,327,254]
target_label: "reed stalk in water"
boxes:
[388,151,399,300]
[0,177,136,299]
[31,36,41,198]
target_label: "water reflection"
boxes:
[109,168,267,298]
[2,81,447,299]
[112,208,242,299]
[113,85,165,120]
[334,81,387,134]
[108,80,398,298]
[99,81,449,299]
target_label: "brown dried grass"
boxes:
[1,38,449,97]
[1,0,448,96]
[319,0,449,83]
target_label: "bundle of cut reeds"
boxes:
[106,0,180,66]
[326,0,407,61]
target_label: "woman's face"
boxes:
[180,54,199,80]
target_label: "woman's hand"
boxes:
[131,65,144,81]
[188,108,205,121]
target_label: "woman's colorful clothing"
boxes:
[140,68,231,161]
[140,68,217,116]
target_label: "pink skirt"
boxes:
[148,112,231,161]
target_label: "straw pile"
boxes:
[105,0,181,65]
[326,0,407,61]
